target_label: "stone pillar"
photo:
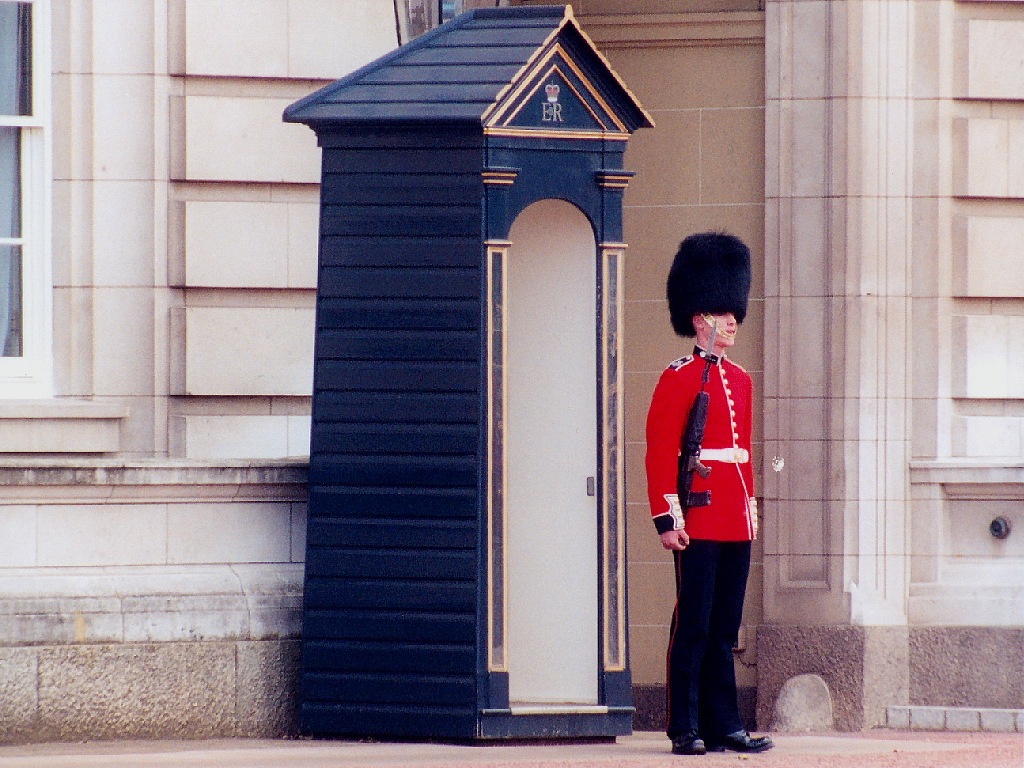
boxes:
[760,0,918,729]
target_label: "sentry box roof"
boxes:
[283,5,653,137]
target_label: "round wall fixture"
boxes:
[989,516,1011,540]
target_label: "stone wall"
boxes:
[758,625,1024,731]
[0,640,300,743]
[909,627,1024,709]
[756,625,909,732]
[0,462,306,743]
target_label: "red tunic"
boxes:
[645,349,756,541]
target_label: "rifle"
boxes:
[675,320,717,520]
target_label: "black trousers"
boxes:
[666,539,751,740]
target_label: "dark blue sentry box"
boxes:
[284,4,652,741]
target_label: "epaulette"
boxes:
[668,355,693,370]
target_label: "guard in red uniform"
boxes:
[645,232,773,756]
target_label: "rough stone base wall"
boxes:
[756,625,910,731]
[757,625,1024,731]
[0,640,300,743]
[909,627,1024,709]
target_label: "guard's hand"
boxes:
[659,529,690,551]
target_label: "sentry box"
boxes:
[284,4,652,741]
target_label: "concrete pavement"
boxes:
[0,731,1021,768]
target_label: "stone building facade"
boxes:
[755,0,1024,728]
[0,0,1021,741]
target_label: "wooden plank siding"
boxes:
[300,124,487,738]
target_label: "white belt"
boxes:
[699,447,749,464]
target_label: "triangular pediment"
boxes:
[484,45,628,137]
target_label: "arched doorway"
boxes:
[504,198,599,706]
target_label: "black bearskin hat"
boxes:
[667,232,751,337]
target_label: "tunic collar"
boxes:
[694,345,722,365]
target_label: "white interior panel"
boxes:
[505,199,599,706]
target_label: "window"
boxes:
[0,0,50,396]
[396,0,508,42]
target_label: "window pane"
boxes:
[0,2,32,117]
[401,0,437,39]
[443,1,505,22]
[0,244,22,357]
[441,0,460,22]
[398,0,506,41]
[0,126,20,238]
[0,126,18,237]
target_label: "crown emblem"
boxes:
[545,83,560,103]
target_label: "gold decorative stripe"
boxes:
[482,170,519,186]
[565,15,656,128]
[480,5,573,125]
[485,44,628,134]
[497,60,609,130]
[595,172,635,190]
[485,127,629,141]
[484,45,568,127]
[486,243,510,674]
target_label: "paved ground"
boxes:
[0,731,1021,768]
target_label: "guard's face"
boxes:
[694,312,738,351]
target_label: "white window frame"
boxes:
[0,0,52,397]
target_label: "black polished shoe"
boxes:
[706,730,774,753]
[670,731,707,755]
